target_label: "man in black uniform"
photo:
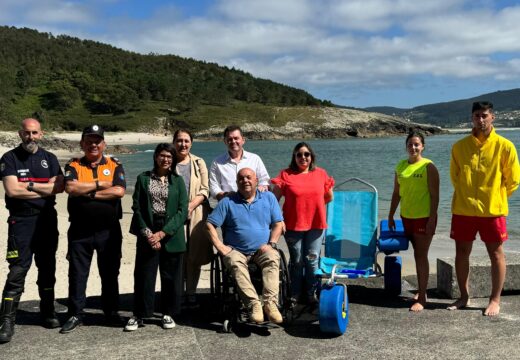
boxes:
[60,125,126,333]
[0,118,64,343]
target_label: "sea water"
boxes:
[117,130,520,256]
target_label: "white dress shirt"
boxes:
[209,150,270,199]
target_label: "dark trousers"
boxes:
[133,217,184,318]
[3,211,58,299]
[67,223,122,316]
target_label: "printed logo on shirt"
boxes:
[103,169,111,176]
[41,160,48,168]
[17,169,29,176]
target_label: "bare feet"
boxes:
[447,298,470,311]
[484,300,500,316]
[410,301,425,312]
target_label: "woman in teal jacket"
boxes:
[126,143,188,331]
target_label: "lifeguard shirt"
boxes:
[64,156,126,225]
[396,158,432,219]
[0,145,62,212]
[271,167,334,231]
[207,190,283,254]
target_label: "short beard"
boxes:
[22,141,38,153]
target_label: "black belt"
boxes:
[10,208,41,216]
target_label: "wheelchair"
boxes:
[210,247,293,333]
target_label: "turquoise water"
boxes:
[117,130,520,249]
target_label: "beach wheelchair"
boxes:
[210,248,292,333]
[315,178,409,335]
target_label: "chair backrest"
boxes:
[325,190,378,271]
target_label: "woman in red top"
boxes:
[271,142,334,304]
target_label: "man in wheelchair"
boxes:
[207,168,284,324]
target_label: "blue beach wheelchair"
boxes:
[315,178,409,335]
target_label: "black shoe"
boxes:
[0,317,15,343]
[60,316,82,334]
[41,313,61,329]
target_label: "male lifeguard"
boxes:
[448,101,520,316]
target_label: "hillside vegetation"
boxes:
[0,26,329,132]
[366,88,520,128]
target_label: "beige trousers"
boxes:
[222,248,280,307]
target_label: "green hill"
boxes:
[0,26,330,132]
[365,89,520,127]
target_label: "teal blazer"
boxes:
[130,170,188,253]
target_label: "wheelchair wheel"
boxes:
[319,284,348,335]
[384,256,402,296]
[210,255,223,300]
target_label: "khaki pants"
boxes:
[222,248,280,307]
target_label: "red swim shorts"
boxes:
[450,214,508,243]
[401,216,436,236]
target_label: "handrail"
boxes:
[333,177,377,193]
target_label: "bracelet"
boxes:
[95,180,100,190]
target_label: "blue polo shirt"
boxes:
[208,190,283,254]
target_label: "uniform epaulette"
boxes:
[110,156,122,165]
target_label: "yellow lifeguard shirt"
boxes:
[396,158,433,219]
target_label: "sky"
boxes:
[2,0,520,108]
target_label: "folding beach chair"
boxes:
[316,178,408,335]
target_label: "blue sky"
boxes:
[2,0,520,108]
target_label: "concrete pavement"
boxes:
[1,276,519,360]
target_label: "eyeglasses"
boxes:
[295,152,311,158]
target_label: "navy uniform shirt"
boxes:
[0,145,63,212]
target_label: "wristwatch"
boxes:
[268,242,278,249]
[27,182,35,192]
[89,191,96,199]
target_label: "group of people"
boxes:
[0,100,518,343]
[0,120,332,341]
[389,101,519,316]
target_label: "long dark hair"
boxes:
[153,143,177,172]
[289,142,316,172]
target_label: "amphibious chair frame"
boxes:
[315,177,409,335]
[210,248,292,333]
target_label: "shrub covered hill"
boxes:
[0,26,442,139]
[366,88,520,128]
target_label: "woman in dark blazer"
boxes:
[126,143,188,331]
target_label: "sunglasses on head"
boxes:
[295,152,311,158]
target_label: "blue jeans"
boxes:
[285,229,324,299]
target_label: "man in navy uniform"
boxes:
[0,118,64,343]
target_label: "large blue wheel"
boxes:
[319,284,348,335]
[384,256,402,296]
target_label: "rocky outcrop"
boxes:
[196,107,445,140]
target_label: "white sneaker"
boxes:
[124,316,143,332]
[162,315,176,329]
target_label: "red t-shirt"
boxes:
[271,167,334,231]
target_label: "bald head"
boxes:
[21,118,41,129]
[236,168,258,198]
[19,118,43,153]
